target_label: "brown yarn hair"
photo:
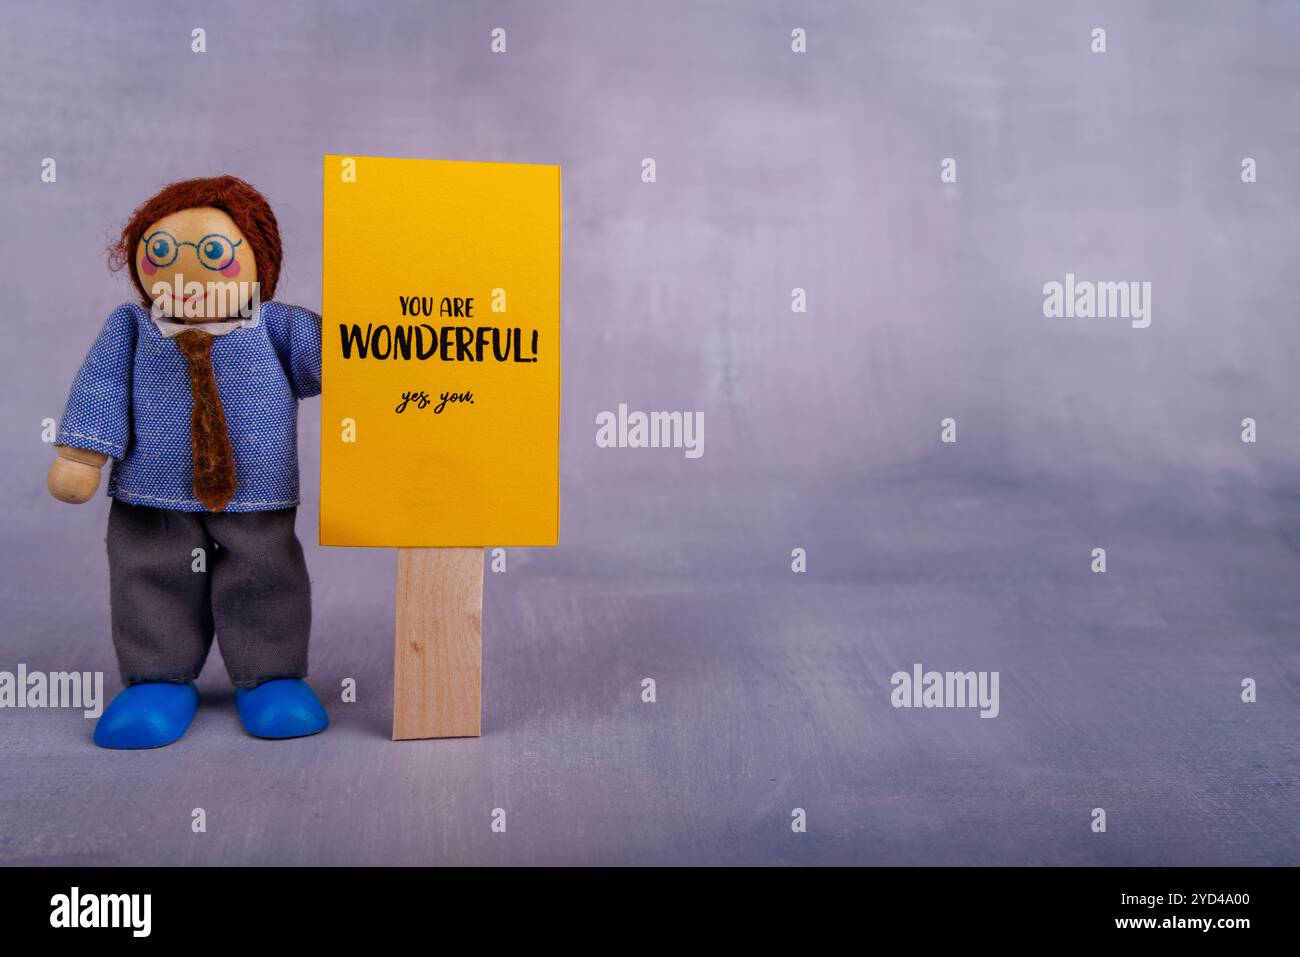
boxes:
[109,175,283,305]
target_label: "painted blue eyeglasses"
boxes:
[143,230,243,271]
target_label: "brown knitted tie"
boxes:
[175,330,237,512]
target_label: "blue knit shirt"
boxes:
[57,301,322,512]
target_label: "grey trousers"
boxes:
[106,499,312,689]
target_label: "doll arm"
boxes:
[265,303,322,400]
[48,305,136,503]
[48,446,109,504]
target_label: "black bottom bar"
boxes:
[0,866,1287,942]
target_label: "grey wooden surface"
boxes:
[2,473,1296,865]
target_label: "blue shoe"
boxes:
[235,679,329,739]
[93,682,199,750]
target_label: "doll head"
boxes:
[109,175,282,320]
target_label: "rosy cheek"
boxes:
[220,259,241,278]
[139,257,157,276]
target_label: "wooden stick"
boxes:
[393,547,483,740]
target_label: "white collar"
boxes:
[150,302,260,339]
[152,316,251,339]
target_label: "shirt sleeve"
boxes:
[265,303,322,400]
[55,305,137,461]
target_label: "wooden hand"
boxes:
[48,446,108,504]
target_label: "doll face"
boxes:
[136,206,259,321]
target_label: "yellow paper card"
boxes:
[320,155,560,547]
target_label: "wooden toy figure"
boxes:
[47,175,329,749]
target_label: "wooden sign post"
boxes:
[319,155,561,740]
[393,547,483,739]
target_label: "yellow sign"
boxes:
[320,155,560,547]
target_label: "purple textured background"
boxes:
[0,1,1296,865]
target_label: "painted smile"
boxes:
[169,287,205,306]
